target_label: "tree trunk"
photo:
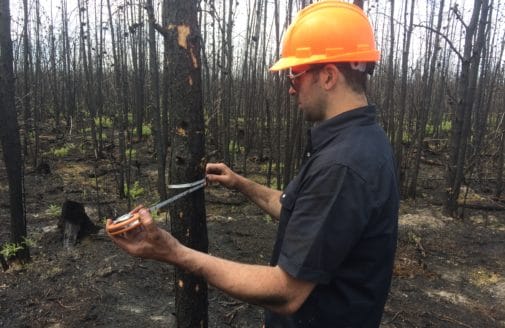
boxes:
[445,0,489,217]
[496,119,505,198]
[407,0,445,198]
[107,0,127,199]
[145,0,167,200]
[383,0,395,139]
[22,0,32,159]
[0,0,30,262]
[164,1,209,327]
[394,0,415,195]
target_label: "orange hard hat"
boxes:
[270,0,380,72]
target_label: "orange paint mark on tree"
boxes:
[177,25,190,49]
[190,47,198,68]
[176,127,187,137]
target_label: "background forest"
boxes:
[1,0,505,327]
[4,0,505,213]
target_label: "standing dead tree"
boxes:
[407,0,446,198]
[146,0,209,326]
[166,0,209,324]
[145,0,167,201]
[394,0,415,193]
[445,0,490,217]
[0,0,30,263]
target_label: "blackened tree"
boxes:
[0,0,29,262]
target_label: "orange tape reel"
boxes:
[107,212,142,236]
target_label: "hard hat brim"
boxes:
[269,50,380,72]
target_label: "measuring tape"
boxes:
[106,178,206,236]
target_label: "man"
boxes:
[107,1,399,327]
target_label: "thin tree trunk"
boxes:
[107,0,127,199]
[0,0,29,262]
[164,0,209,326]
[145,0,167,200]
[394,0,415,194]
[445,0,489,217]
[407,0,445,198]
[384,0,395,140]
[22,0,32,159]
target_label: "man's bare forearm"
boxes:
[173,244,313,315]
[234,174,282,220]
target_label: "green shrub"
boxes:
[125,181,144,200]
[1,238,33,259]
[228,140,245,154]
[441,120,452,132]
[402,131,412,144]
[134,124,152,137]
[125,148,137,159]
[0,243,23,259]
[94,116,113,128]
[51,143,75,157]
[425,124,434,135]
[46,204,60,217]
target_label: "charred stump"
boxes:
[59,200,99,248]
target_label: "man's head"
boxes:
[270,1,379,120]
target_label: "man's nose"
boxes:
[288,85,297,95]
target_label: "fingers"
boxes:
[138,208,158,233]
[205,162,228,174]
[130,204,145,214]
[206,162,233,185]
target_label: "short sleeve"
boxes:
[277,163,370,284]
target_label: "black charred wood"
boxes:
[59,200,99,248]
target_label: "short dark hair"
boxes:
[335,62,375,93]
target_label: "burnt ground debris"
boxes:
[1,133,504,328]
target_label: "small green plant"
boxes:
[51,143,75,157]
[0,243,24,259]
[53,147,69,157]
[94,116,113,128]
[425,124,434,136]
[441,120,452,132]
[125,148,137,159]
[402,131,412,144]
[23,237,34,248]
[228,140,245,154]
[100,132,108,140]
[134,124,152,137]
[142,124,152,137]
[262,214,273,224]
[125,181,144,200]
[46,204,60,217]
[0,238,32,260]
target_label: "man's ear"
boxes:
[321,64,340,90]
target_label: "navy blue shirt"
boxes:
[265,105,399,328]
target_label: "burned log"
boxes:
[59,200,99,248]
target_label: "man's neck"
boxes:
[324,91,368,121]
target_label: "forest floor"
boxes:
[1,131,505,328]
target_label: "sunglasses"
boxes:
[287,66,320,91]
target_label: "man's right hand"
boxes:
[205,162,282,220]
[205,163,240,190]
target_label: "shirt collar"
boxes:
[308,105,377,153]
